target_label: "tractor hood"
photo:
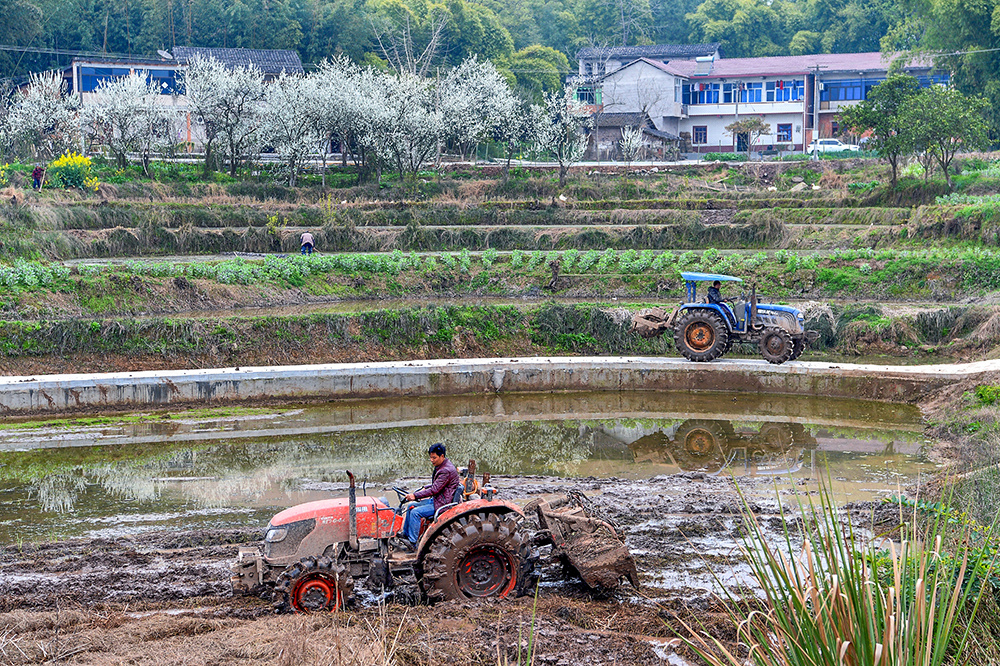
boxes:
[757,304,802,316]
[270,496,382,527]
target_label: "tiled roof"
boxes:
[578,43,720,61]
[594,112,651,128]
[644,127,680,141]
[668,51,935,79]
[631,58,690,77]
[171,47,304,74]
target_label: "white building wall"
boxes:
[599,62,684,132]
[682,112,805,152]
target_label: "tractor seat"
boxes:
[452,486,464,504]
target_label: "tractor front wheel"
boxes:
[273,556,353,613]
[759,328,793,364]
[420,512,536,602]
[674,311,729,362]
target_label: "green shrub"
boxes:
[703,152,748,162]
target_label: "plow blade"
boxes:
[526,495,639,593]
[631,307,674,339]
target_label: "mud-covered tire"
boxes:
[420,512,535,602]
[789,337,805,361]
[273,556,353,613]
[676,420,735,456]
[672,420,734,473]
[674,310,729,362]
[759,327,793,364]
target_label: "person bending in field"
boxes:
[392,443,459,552]
[300,231,315,255]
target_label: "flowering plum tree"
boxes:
[181,56,265,176]
[85,71,178,176]
[535,87,591,187]
[438,57,511,160]
[6,71,80,161]
[262,72,319,186]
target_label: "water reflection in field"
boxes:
[0,391,932,543]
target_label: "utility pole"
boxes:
[811,64,823,161]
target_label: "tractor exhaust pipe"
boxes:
[346,470,358,551]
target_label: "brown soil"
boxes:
[0,473,769,665]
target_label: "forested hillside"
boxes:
[0,0,959,74]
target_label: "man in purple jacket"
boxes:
[394,443,459,552]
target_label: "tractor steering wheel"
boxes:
[392,486,409,501]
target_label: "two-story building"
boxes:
[580,49,946,154]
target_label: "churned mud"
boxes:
[0,472,814,665]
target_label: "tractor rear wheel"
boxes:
[420,512,536,602]
[789,338,805,361]
[759,328,793,364]
[674,311,729,362]
[273,556,353,613]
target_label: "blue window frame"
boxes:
[683,82,720,105]
[693,126,708,144]
[740,82,762,103]
[766,80,804,102]
[776,123,792,142]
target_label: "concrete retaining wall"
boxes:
[3,356,1000,416]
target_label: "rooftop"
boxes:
[669,51,935,78]
[577,43,720,61]
[171,47,304,74]
[594,112,652,128]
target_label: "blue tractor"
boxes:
[632,272,819,364]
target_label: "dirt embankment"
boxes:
[0,473,784,665]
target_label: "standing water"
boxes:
[0,391,931,544]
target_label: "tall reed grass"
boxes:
[680,483,998,666]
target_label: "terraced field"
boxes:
[4,157,1000,372]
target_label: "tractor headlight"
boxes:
[265,527,287,543]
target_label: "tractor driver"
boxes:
[707,280,726,304]
[393,443,459,552]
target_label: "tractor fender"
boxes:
[678,304,735,330]
[414,499,524,561]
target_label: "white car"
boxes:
[807,138,860,155]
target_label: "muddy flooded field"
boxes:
[0,391,934,664]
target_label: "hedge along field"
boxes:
[0,304,670,370]
[4,302,1000,373]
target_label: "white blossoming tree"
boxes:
[308,57,364,185]
[438,57,513,161]
[85,71,178,177]
[377,71,443,179]
[535,87,591,187]
[181,56,265,176]
[489,91,542,178]
[6,71,80,161]
[261,72,319,187]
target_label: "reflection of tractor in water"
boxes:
[231,463,638,612]
[632,272,820,364]
[629,420,817,474]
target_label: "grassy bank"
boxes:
[5,300,1000,376]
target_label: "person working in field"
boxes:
[392,443,459,552]
[300,231,315,255]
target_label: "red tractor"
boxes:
[231,464,638,612]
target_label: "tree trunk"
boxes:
[559,162,568,188]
